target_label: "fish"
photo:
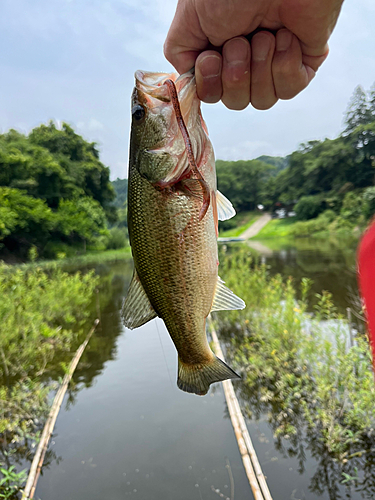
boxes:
[122,70,245,396]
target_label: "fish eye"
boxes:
[132,104,146,123]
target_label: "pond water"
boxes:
[35,236,371,500]
[35,261,252,500]
[248,236,360,317]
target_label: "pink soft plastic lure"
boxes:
[164,78,210,221]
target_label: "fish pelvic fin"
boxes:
[122,270,157,329]
[210,276,246,312]
[177,355,240,396]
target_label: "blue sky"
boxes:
[1,0,374,179]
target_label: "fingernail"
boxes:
[199,55,221,78]
[224,37,249,65]
[276,30,292,52]
[252,33,271,62]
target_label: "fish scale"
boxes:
[123,70,245,395]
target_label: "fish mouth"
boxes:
[134,70,197,118]
[132,69,206,189]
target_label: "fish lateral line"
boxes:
[164,78,210,221]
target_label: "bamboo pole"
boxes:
[208,316,273,500]
[22,319,100,500]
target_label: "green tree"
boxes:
[56,197,108,251]
[216,159,274,211]
[0,188,54,255]
[344,85,371,135]
[369,82,375,120]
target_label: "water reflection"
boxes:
[218,236,375,500]
[2,260,134,486]
[232,236,359,316]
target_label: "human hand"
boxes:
[164,0,344,110]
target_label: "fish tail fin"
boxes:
[177,355,240,396]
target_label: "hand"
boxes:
[164,0,344,110]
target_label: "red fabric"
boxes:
[358,219,375,371]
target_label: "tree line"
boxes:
[217,82,375,230]
[0,122,122,260]
[1,82,374,260]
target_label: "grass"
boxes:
[219,211,260,238]
[215,246,375,491]
[253,217,297,239]
[12,247,132,272]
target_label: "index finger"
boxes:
[164,3,208,74]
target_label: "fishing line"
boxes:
[225,458,235,500]
[155,319,174,388]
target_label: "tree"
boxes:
[0,187,55,255]
[369,82,375,121]
[216,159,274,211]
[55,197,108,251]
[344,85,371,135]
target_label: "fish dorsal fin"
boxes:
[216,190,236,221]
[122,270,157,329]
[210,276,246,312]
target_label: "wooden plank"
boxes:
[209,316,273,500]
[22,319,100,500]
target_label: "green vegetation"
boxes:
[0,122,130,262]
[219,211,259,237]
[216,83,375,237]
[0,264,98,497]
[216,246,375,494]
[111,178,128,208]
[254,217,297,239]
[216,159,275,212]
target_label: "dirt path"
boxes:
[240,213,271,239]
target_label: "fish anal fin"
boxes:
[177,355,240,395]
[210,276,245,312]
[216,190,236,221]
[122,270,157,329]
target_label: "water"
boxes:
[35,261,252,500]
[35,237,370,500]
[247,236,360,316]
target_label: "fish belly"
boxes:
[129,171,217,364]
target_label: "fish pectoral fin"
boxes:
[216,190,236,221]
[210,276,246,312]
[177,355,240,396]
[122,270,157,329]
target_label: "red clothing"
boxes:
[358,219,375,371]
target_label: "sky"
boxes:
[0,0,374,180]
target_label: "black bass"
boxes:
[122,70,245,395]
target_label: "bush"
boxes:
[215,246,375,465]
[340,191,364,223]
[294,195,324,220]
[362,186,375,219]
[0,264,98,495]
[289,211,335,237]
[106,227,127,249]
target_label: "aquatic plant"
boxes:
[215,246,375,496]
[0,264,99,497]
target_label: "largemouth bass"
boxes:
[122,70,245,396]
